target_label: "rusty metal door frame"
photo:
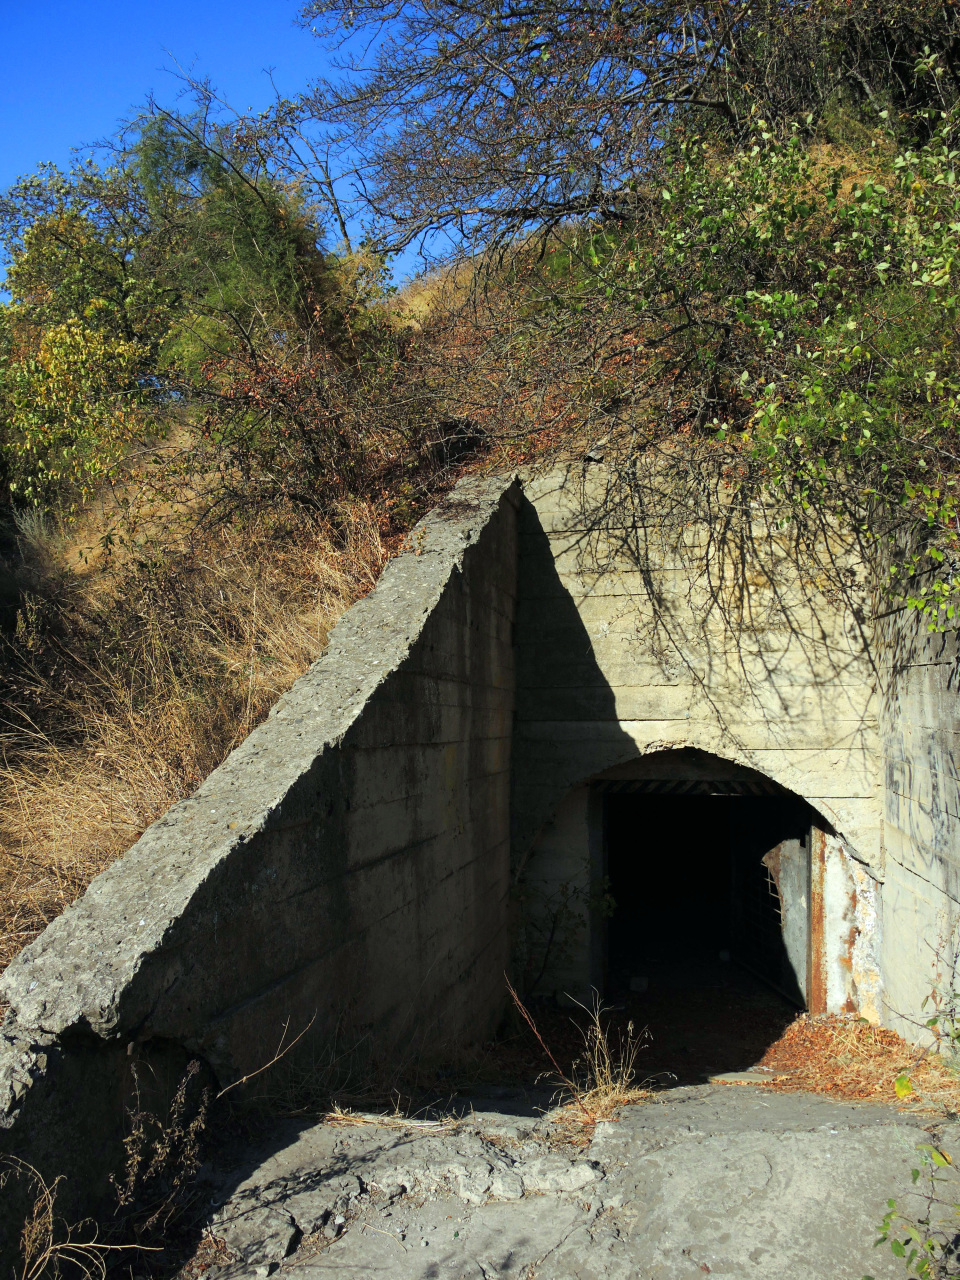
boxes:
[807,826,828,1014]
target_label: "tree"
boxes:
[294,0,960,620]
[0,164,166,508]
[299,0,960,258]
[0,91,459,532]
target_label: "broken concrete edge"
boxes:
[198,1086,942,1280]
[707,1070,789,1086]
[209,1115,605,1272]
[0,471,521,1112]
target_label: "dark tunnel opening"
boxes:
[603,789,813,1082]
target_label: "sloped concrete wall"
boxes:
[2,459,955,1260]
[880,611,960,1035]
[0,474,520,1253]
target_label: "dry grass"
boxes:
[566,1004,653,1122]
[759,1014,960,1111]
[394,261,476,330]
[113,1059,211,1249]
[323,1104,461,1134]
[1,1156,125,1280]
[0,504,387,980]
[506,980,652,1129]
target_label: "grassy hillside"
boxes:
[0,505,387,976]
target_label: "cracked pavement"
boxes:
[196,1085,955,1279]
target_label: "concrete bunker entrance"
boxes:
[602,781,816,1081]
[522,751,832,1083]
[605,782,812,1007]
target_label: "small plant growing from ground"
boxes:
[919,933,960,1063]
[505,977,651,1128]
[562,995,653,1124]
[0,1156,123,1280]
[4,1054,222,1278]
[866,1143,960,1279]
[111,1058,210,1256]
[862,961,960,1278]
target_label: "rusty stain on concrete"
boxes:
[809,829,828,1015]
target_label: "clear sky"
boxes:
[0,0,423,275]
[1,0,328,186]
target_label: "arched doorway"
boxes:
[519,749,836,1081]
[603,780,812,1007]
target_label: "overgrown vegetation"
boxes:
[3,0,960,980]
[870,1143,960,1279]
[302,0,960,620]
[0,507,386,977]
[10,10,960,1271]
[0,95,460,975]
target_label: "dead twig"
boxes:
[216,1013,318,1099]
[361,1223,407,1250]
[505,974,596,1125]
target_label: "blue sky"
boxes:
[0,0,420,277]
[1,1,325,185]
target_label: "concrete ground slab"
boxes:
[707,1069,785,1085]
[196,1086,948,1280]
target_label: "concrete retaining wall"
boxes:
[880,609,960,1036]
[2,459,958,1260]
[0,474,521,1252]
[514,467,882,868]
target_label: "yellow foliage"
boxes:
[35,319,144,413]
[3,314,149,507]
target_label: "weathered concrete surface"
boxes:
[515,466,882,869]
[0,474,521,1257]
[1,460,956,1265]
[879,609,960,1038]
[515,466,884,1008]
[195,1088,940,1280]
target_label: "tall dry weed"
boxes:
[0,505,386,978]
[0,1155,123,1280]
[506,979,652,1127]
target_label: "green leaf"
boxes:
[895,1073,914,1099]
[918,1144,952,1166]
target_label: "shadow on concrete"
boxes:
[507,490,819,1094]
[92,474,864,1271]
[523,461,882,806]
[511,491,640,867]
